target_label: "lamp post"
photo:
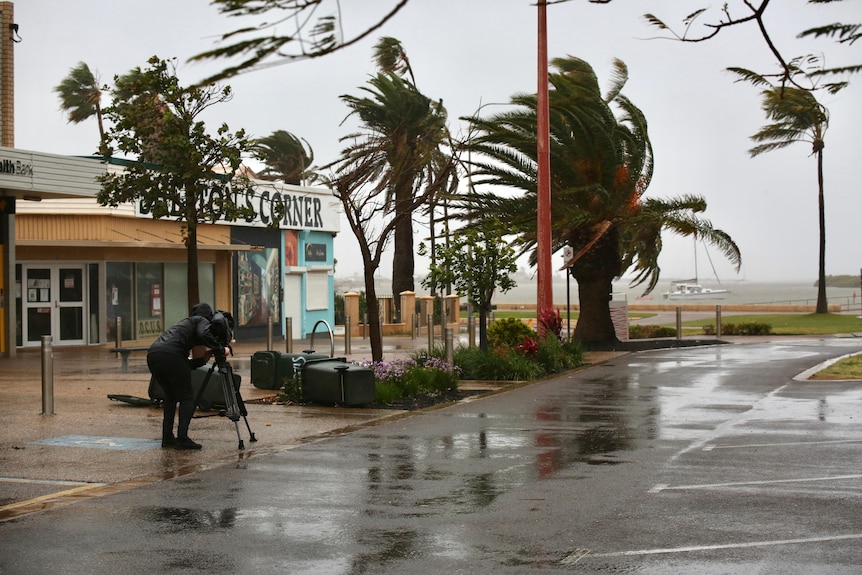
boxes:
[536,0,553,336]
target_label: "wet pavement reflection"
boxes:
[2,339,862,573]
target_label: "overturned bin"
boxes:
[251,350,327,390]
[301,358,375,406]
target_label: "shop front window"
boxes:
[135,263,164,340]
[106,263,133,342]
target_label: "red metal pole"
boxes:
[536,0,552,336]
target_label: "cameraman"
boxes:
[147,302,231,450]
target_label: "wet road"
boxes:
[2,338,862,574]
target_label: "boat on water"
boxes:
[662,281,729,300]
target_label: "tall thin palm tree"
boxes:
[747,86,829,312]
[339,69,450,314]
[253,130,316,184]
[462,56,740,343]
[54,62,108,154]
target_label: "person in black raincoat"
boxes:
[147,303,231,450]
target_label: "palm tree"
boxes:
[339,67,450,317]
[54,62,108,154]
[747,86,829,312]
[253,130,316,184]
[462,56,740,343]
[331,70,453,360]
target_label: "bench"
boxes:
[109,346,150,372]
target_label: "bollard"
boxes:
[715,305,722,338]
[115,316,122,349]
[676,306,682,341]
[345,315,352,355]
[285,317,293,353]
[266,313,273,351]
[411,314,417,340]
[467,305,475,348]
[444,327,454,364]
[427,313,434,350]
[41,335,54,415]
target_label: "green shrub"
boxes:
[487,317,534,351]
[453,346,545,381]
[532,335,583,373]
[702,322,772,336]
[279,376,303,403]
[629,324,677,339]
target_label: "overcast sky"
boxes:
[11,0,862,287]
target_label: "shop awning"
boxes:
[15,239,261,251]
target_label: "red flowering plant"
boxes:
[538,307,563,340]
[517,336,539,358]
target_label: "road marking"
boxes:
[650,474,862,493]
[0,477,102,486]
[30,435,160,451]
[703,439,862,451]
[562,533,862,564]
[0,483,107,514]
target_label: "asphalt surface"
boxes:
[1,332,862,574]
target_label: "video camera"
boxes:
[209,310,235,366]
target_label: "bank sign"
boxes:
[135,181,340,233]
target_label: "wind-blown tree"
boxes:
[731,74,830,312]
[254,130,316,184]
[97,56,256,310]
[190,0,412,84]
[644,2,860,91]
[331,71,455,361]
[193,1,859,91]
[419,221,517,351]
[54,62,109,155]
[339,45,451,318]
[461,56,741,343]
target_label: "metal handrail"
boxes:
[309,319,335,358]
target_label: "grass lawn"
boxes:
[681,313,862,336]
[813,353,862,380]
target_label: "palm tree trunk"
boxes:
[573,274,617,343]
[816,149,827,314]
[392,179,415,321]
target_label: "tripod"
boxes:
[194,358,257,450]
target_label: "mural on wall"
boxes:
[233,227,282,328]
[285,230,298,267]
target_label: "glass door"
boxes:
[22,265,87,347]
[57,266,85,344]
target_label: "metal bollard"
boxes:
[444,327,454,364]
[715,305,722,338]
[411,314,417,340]
[285,317,293,353]
[41,335,54,415]
[266,313,273,351]
[427,313,434,350]
[467,308,475,348]
[676,307,682,341]
[345,315,352,355]
[115,316,122,349]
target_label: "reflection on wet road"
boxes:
[2,339,862,574]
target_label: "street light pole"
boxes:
[536,0,553,336]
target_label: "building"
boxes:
[0,1,340,356]
[1,148,340,354]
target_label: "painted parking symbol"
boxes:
[31,435,160,451]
